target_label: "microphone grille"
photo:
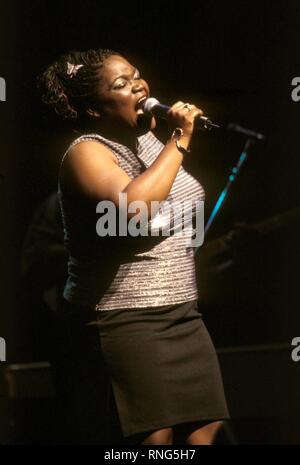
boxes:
[142,97,160,115]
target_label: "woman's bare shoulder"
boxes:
[63,139,119,168]
[59,139,130,202]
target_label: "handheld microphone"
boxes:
[142,97,220,130]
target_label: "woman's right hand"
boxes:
[167,101,204,148]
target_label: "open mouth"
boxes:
[135,96,148,115]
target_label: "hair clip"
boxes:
[66,62,84,78]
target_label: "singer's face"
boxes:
[94,55,155,133]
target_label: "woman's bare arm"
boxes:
[60,102,203,216]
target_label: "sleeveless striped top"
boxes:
[58,131,205,311]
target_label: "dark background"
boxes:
[0,0,300,444]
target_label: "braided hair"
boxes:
[37,48,119,121]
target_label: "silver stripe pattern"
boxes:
[59,131,205,311]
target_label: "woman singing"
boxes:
[38,48,229,445]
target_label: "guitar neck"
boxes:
[202,205,300,259]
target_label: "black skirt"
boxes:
[93,299,229,438]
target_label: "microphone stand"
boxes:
[194,137,254,256]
